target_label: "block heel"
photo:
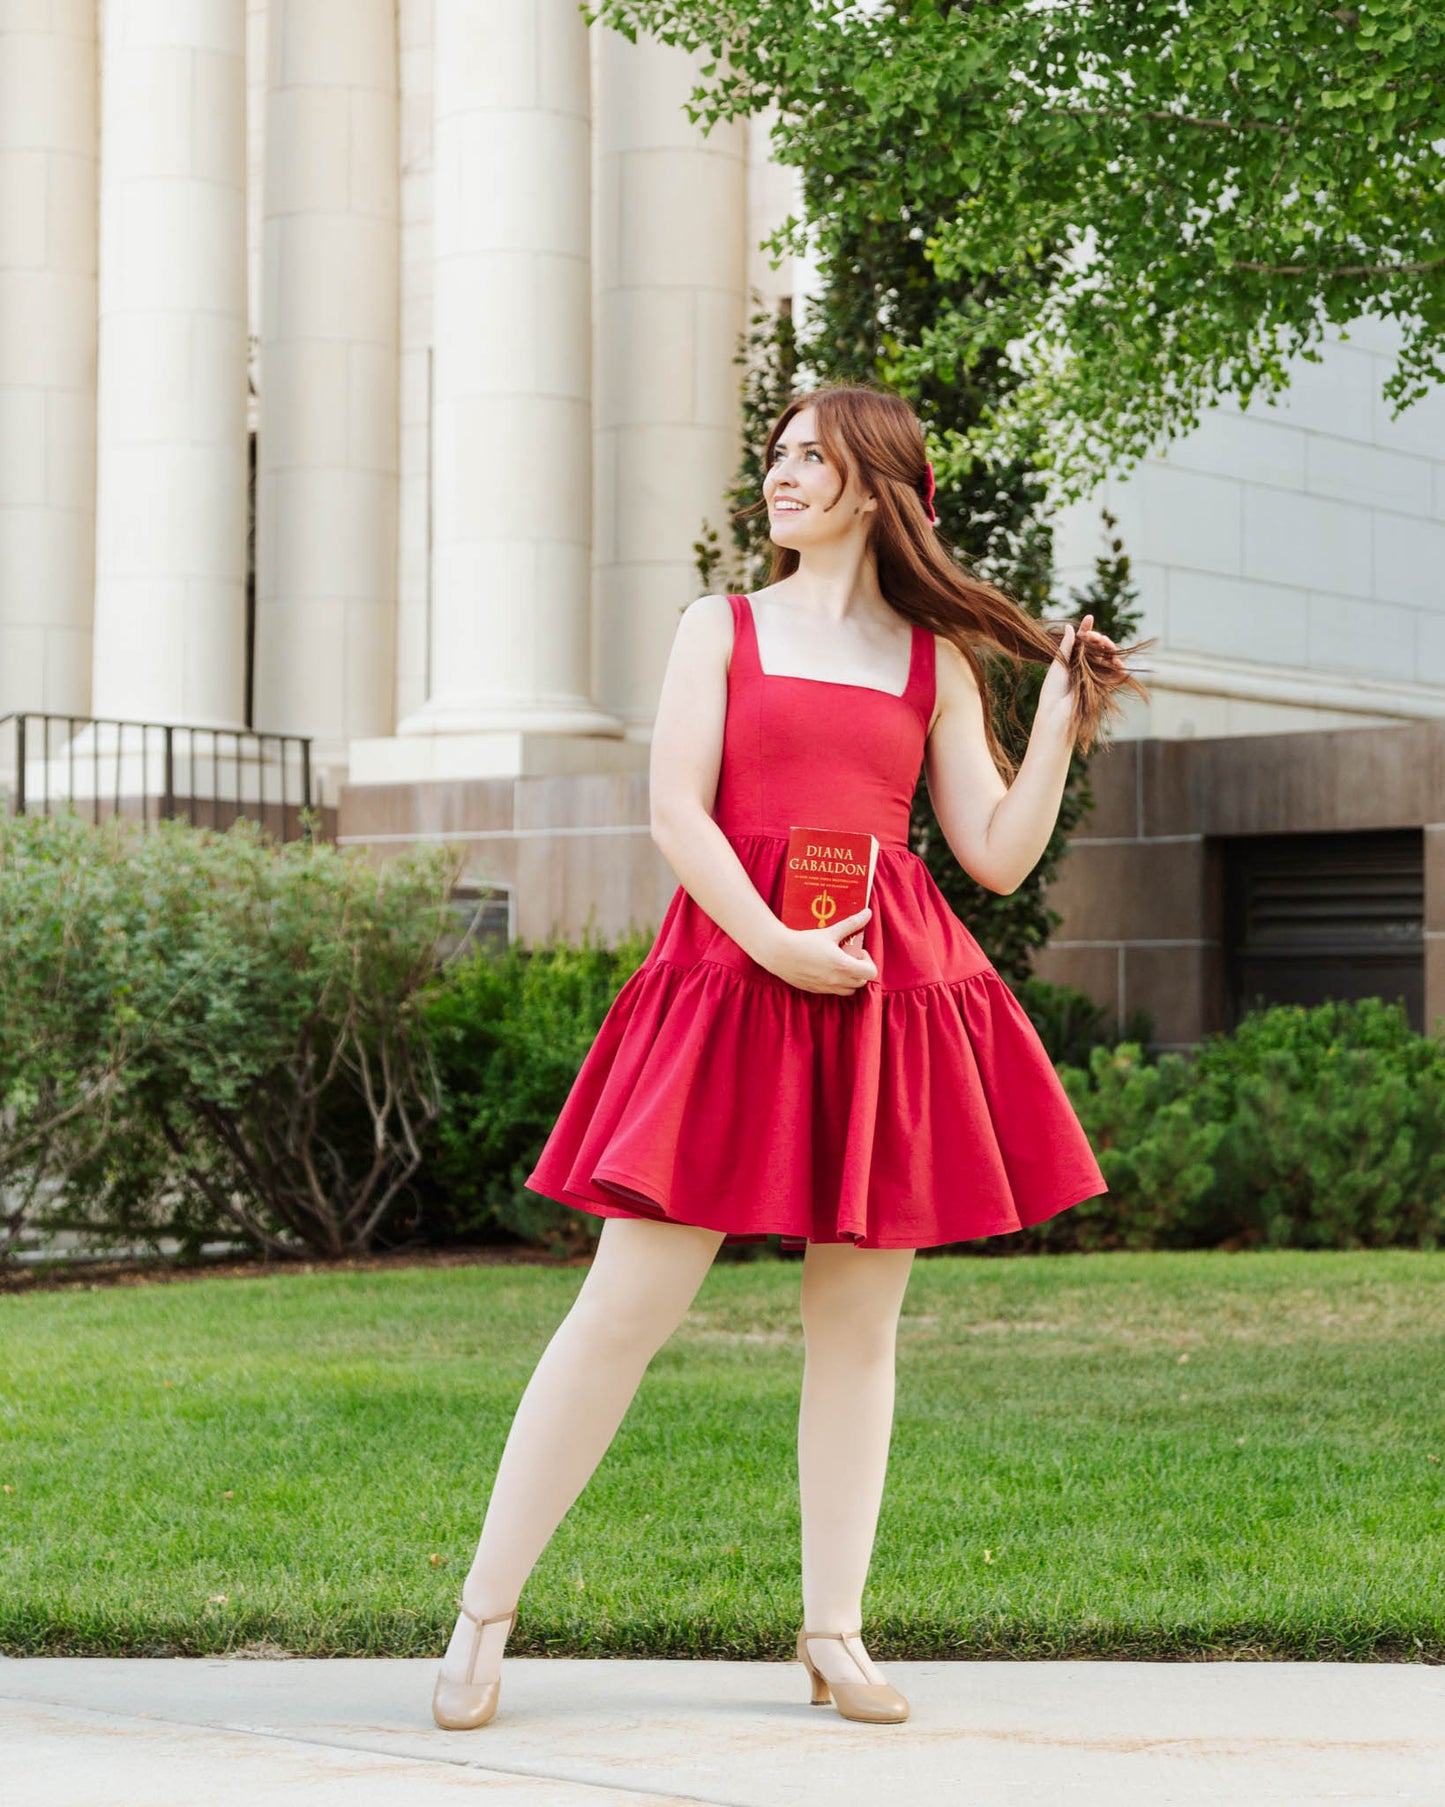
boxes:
[795,1626,909,1723]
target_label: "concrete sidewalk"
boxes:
[3,1654,1442,1806]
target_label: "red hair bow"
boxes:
[922,459,938,525]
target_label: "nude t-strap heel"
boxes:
[432,1598,518,1730]
[796,1626,910,1723]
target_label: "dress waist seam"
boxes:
[719,825,914,853]
[645,952,997,995]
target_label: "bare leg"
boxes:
[438,1214,726,1687]
[796,1238,916,1689]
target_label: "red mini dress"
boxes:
[523,591,1107,1250]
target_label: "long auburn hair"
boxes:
[735,383,1153,767]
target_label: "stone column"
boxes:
[91,0,249,728]
[397,0,617,745]
[592,27,749,737]
[254,0,400,762]
[391,0,434,732]
[0,2,98,718]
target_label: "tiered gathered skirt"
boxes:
[523,832,1107,1250]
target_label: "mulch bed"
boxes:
[0,1243,589,1295]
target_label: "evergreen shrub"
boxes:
[1004,997,1445,1255]
[415,926,655,1256]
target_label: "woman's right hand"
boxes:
[761,908,877,994]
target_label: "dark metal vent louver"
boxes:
[1223,830,1424,1029]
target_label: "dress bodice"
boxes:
[711,591,936,852]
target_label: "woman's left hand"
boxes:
[1038,612,1117,720]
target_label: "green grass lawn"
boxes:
[2,1248,1441,1660]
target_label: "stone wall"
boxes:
[1032,722,1445,1049]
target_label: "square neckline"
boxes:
[735,591,921,701]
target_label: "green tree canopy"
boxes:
[588,0,1445,499]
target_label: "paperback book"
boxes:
[778,827,879,956]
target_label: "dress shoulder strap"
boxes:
[726,592,760,684]
[902,620,935,723]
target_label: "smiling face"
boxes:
[762,404,876,547]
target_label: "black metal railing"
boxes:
[0,713,314,844]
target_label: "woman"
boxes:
[433,382,1148,1730]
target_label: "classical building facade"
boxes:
[2,2,1443,1044]
[1040,322,1445,1047]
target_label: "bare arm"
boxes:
[648,594,788,966]
[923,634,1079,895]
[649,595,873,993]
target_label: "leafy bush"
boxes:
[0,811,142,1260]
[1009,973,1153,1069]
[1034,1043,1231,1251]
[416,926,653,1256]
[4,810,463,1261]
[1190,998,1445,1250]
[1006,997,1445,1254]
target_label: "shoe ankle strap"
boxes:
[457,1597,517,1627]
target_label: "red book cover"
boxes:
[779,827,879,955]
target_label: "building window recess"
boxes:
[437,880,513,964]
[1222,829,1424,1031]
